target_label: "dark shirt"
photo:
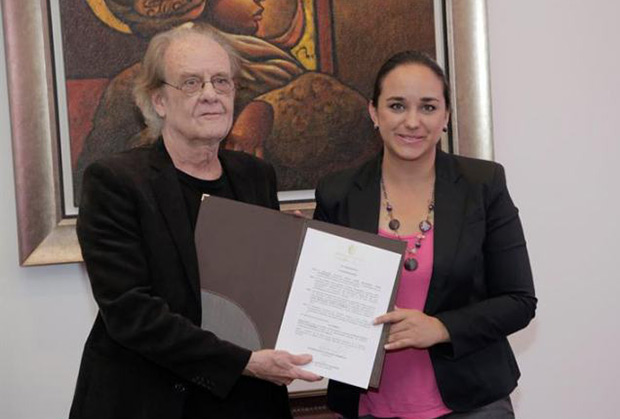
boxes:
[176,168,236,231]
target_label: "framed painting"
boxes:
[2,0,493,266]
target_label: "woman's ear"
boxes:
[368,101,379,129]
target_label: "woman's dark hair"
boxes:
[371,50,451,111]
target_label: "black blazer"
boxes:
[70,142,291,419]
[314,150,536,416]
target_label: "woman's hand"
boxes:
[374,307,451,350]
[243,349,322,386]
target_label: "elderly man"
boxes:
[69,23,320,419]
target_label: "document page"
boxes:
[276,228,402,388]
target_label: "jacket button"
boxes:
[174,383,186,393]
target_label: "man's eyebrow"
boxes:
[177,70,231,79]
[176,71,200,79]
[211,71,232,78]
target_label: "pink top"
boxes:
[358,229,452,419]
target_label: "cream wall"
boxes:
[0,8,97,418]
[488,1,620,418]
[2,1,620,418]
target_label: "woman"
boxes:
[314,51,536,418]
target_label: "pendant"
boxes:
[388,219,401,231]
[419,219,432,233]
[404,257,418,271]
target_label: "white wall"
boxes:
[0,8,98,419]
[1,1,619,418]
[488,1,620,418]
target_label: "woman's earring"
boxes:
[442,127,448,132]
[374,124,379,130]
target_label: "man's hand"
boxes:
[243,350,322,385]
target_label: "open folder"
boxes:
[195,195,406,388]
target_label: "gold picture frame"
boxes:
[2,0,493,266]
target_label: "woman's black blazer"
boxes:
[69,142,291,419]
[314,150,536,416]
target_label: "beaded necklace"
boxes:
[380,177,434,271]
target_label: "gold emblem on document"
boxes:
[347,244,356,256]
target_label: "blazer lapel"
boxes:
[219,150,256,204]
[348,154,382,234]
[149,144,201,305]
[425,151,468,314]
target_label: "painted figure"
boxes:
[74,0,378,201]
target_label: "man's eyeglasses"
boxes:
[162,76,235,96]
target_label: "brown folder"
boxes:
[195,195,406,388]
